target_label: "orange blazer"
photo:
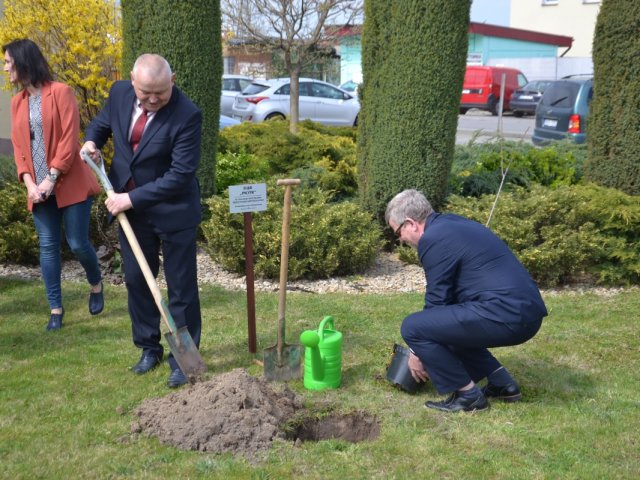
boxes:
[10,81,100,211]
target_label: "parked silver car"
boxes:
[231,78,360,126]
[221,74,253,116]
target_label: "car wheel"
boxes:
[265,112,285,121]
[490,98,499,116]
[513,111,524,118]
[353,115,358,127]
[459,108,469,115]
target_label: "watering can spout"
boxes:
[300,316,342,390]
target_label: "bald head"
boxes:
[131,54,175,112]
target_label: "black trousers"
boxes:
[401,304,542,394]
[119,210,201,371]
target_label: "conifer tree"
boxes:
[358,0,471,218]
[585,0,640,195]
[122,0,222,196]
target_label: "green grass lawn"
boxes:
[1,278,639,479]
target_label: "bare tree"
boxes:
[222,0,363,133]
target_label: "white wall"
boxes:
[510,0,600,58]
[488,56,593,81]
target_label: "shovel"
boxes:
[263,179,303,381]
[81,151,207,380]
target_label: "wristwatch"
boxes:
[47,171,59,183]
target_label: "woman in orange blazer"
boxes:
[3,39,105,330]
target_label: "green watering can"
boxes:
[299,316,343,390]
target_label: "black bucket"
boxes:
[386,343,421,393]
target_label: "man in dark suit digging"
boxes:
[82,53,203,388]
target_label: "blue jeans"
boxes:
[32,196,102,310]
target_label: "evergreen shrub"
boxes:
[218,120,358,199]
[215,151,270,193]
[201,182,381,280]
[450,140,586,197]
[445,184,640,287]
[0,182,38,264]
[0,155,16,187]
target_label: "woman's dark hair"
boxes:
[2,39,53,87]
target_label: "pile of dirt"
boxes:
[132,368,304,457]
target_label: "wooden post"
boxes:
[244,212,257,353]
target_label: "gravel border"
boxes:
[0,250,427,295]
[1,250,636,297]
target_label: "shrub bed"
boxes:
[450,139,587,197]
[0,182,38,264]
[218,120,357,199]
[201,181,381,280]
[445,184,640,287]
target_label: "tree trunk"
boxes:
[285,50,301,135]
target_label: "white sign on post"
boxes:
[228,183,268,213]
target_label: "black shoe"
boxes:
[167,368,188,388]
[425,391,489,413]
[89,282,104,315]
[482,382,522,402]
[46,308,64,331]
[132,353,162,374]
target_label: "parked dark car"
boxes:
[510,80,553,117]
[532,76,593,145]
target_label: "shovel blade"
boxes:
[164,327,207,379]
[263,344,302,382]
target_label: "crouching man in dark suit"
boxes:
[81,54,203,388]
[386,189,547,412]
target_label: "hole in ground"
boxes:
[286,411,380,443]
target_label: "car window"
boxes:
[517,74,528,87]
[273,82,313,96]
[243,83,271,95]
[533,81,552,91]
[223,78,237,91]
[300,82,312,96]
[275,84,290,95]
[238,79,252,91]
[465,70,488,83]
[540,82,580,108]
[311,83,345,99]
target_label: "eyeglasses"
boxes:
[394,219,407,237]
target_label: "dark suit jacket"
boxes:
[418,213,548,324]
[85,80,202,232]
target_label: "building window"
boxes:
[223,57,236,75]
[542,0,558,5]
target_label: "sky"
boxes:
[470,0,510,26]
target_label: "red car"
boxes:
[460,66,528,115]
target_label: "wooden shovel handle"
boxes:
[81,151,176,334]
[277,179,300,352]
[114,211,176,334]
[277,179,301,187]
